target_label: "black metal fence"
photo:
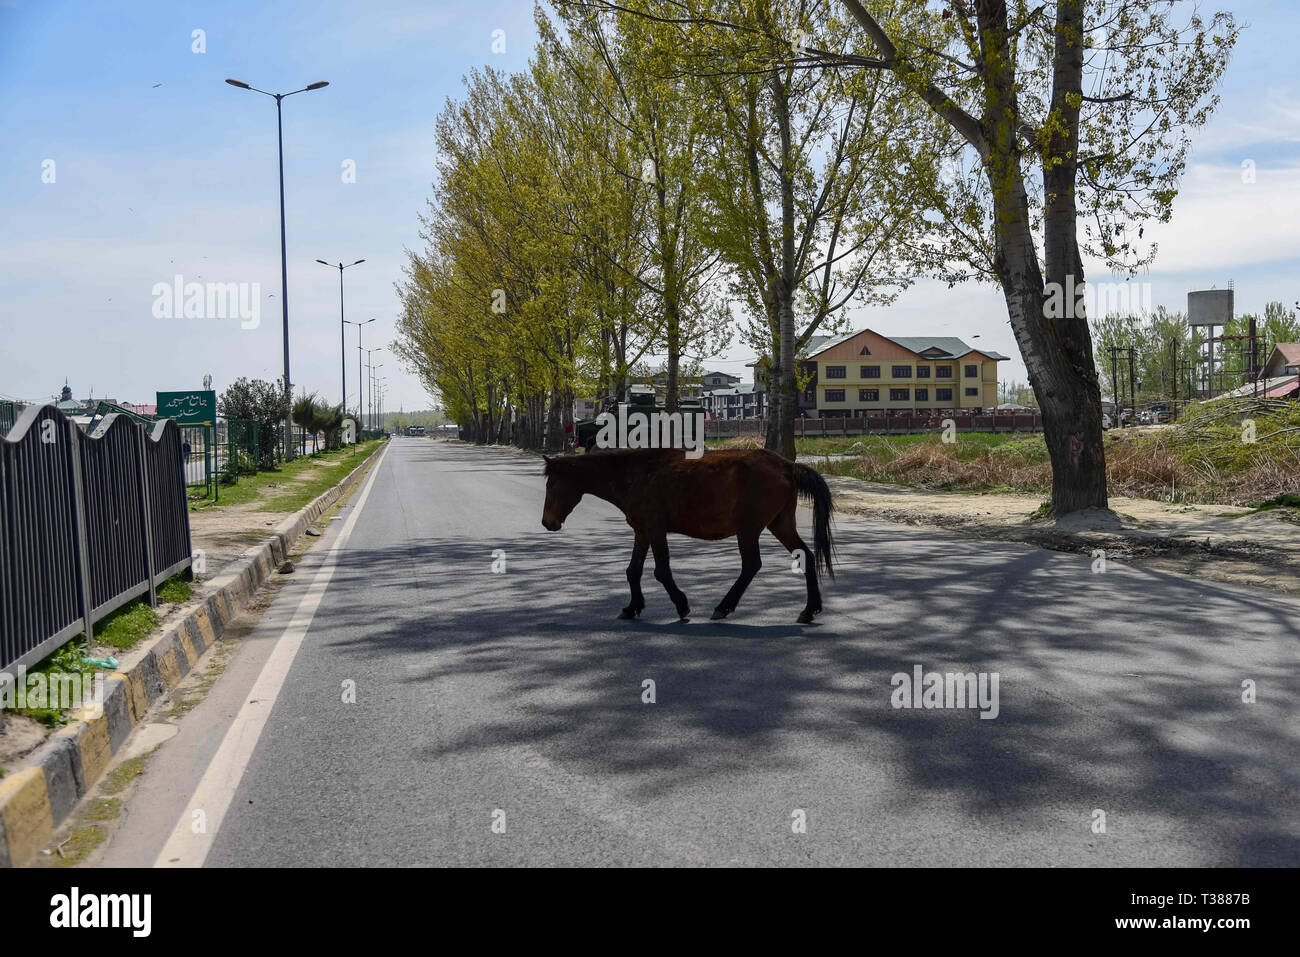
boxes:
[0,405,193,672]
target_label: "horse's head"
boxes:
[541,456,583,531]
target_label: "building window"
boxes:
[936,365,953,378]
[826,366,846,379]
[892,365,912,378]
[890,388,909,401]
[936,388,953,402]
[859,388,878,402]
[965,387,979,397]
[916,366,930,378]
[915,388,928,402]
[825,389,845,402]
[861,365,880,378]
[965,364,978,378]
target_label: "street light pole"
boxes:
[344,318,375,425]
[318,259,365,412]
[365,349,383,430]
[371,364,384,431]
[226,77,329,462]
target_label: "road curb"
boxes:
[0,440,386,867]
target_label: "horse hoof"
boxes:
[710,608,729,621]
[796,610,815,624]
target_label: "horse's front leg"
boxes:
[650,534,690,620]
[619,531,649,619]
[711,529,761,620]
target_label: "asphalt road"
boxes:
[100,438,1299,867]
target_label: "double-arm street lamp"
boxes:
[225,77,329,461]
[317,259,365,411]
[367,356,384,431]
[344,317,376,424]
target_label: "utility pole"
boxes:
[1128,349,1137,420]
[1170,338,1178,411]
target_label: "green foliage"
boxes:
[218,377,289,469]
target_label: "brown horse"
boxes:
[541,448,834,623]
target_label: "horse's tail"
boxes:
[792,462,835,580]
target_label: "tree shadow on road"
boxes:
[311,451,1300,866]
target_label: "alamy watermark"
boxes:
[1,665,106,717]
[593,404,706,459]
[890,664,1000,719]
[1043,275,1152,320]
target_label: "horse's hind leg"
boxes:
[768,506,821,624]
[619,532,649,619]
[710,528,762,621]
[650,534,690,620]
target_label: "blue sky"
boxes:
[1,0,1297,409]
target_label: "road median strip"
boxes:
[0,440,386,868]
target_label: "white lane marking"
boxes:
[154,444,391,867]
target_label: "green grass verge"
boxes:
[187,439,380,512]
[3,573,192,727]
[255,440,381,513]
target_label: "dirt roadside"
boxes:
[824,475,1300,594]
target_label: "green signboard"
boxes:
[156,390,216,426]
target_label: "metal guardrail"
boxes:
[0,405,193,673]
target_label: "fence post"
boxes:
[67,422,95,643]
[135,421,158,607]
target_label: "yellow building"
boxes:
[807,330,1007,415]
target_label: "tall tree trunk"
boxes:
[545,385,563,452]
[979,0,1107,514]
[774,72,798,460]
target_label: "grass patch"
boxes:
[1250,492,1300,511]
[157,574,192,603]
[92,602,160,652]
[780,403,1300,507]
[187,439,380,512]
[102,755,148,796]
[44,826,106,867]
[800,433,1053,493]
[1107,400,1300,505]
[85,797,122,823]
[6,640,103,727]
[3,572,193,726]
